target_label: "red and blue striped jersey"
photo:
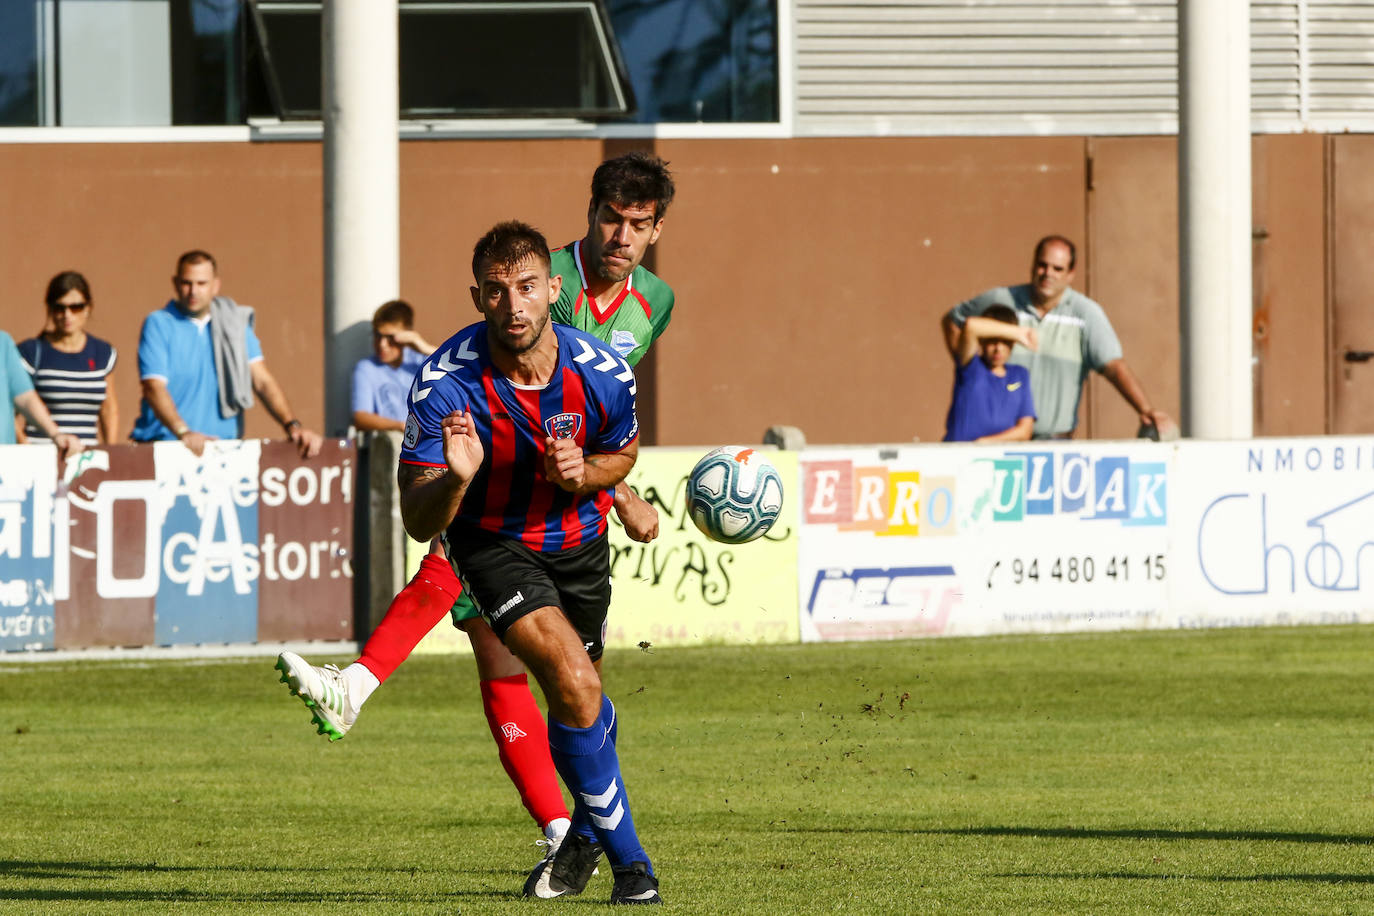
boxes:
[399,321,639,552]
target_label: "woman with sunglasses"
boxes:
[17,271,118,445]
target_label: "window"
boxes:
[0,3,41,126]
[249,0,635,120]
[607,0,778,123]
[0,0,247,127]
[0,0,781,129]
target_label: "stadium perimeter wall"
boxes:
[0,133,1348,447]
[4,436,1369,654]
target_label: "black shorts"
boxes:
[443,527,611,662]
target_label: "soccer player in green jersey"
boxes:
[549,152,676,542]
[276,152,676,900]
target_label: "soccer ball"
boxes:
[685,446,784,544]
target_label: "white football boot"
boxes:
[275,651,359,741]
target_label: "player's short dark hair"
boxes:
[471,221,551,281]
[372,299,414,329]
[45,270,92,308]
[1034,235,1076,269]
[590,152,675,222]
[982,304,1019,327]
[176,249,217,275]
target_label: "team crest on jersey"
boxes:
[403,413,420,449]
[611,329,638,357]
[545,412,583,440]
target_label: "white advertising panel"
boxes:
[797,442,1174,640]
[1170,438,1374,626]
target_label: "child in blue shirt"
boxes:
[943,304,1038,443]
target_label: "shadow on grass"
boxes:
[0,859,526,904]
[787,826,1374,846]
[997,871,1374,885]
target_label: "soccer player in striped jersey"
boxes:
[400,221,660,903]
[276,154,675,893]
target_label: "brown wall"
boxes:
[0,135,1334,446]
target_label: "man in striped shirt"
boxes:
[276,154,677,895]
[396,221,660,904]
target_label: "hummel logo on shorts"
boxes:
[496,591,525,617]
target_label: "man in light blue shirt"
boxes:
[351,300,435,432]
[941,235,1173,439]
[3,329,82,458]
[131,250,322,457]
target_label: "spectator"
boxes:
[941,235,1172,439]
[130,250,322,458]
[351,300,436,432]
[3,329,82,460]
[17,271,118,445]
[943,304,1038,443]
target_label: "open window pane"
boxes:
[249,0,635,120]
[170,0,244,125]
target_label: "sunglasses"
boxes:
[50,302,89,313]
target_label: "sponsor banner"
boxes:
[60,445,157,648]
[0,446,60,650]
[0,440,356,652]
[153,440,260,644]
[255,440,356,641]
[606,449,799,648]
[798,442,1173,640]
[407,448,800,652]
[1171,438,1374,626]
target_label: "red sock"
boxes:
[358,554,462,682]
[481,674,569,829]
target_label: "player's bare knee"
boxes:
[558,690,602,729]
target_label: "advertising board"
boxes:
[0,440,356,652]
[1171,438,1374,626]
[798,442,1174,640]
[410,447,801,654]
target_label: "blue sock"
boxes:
[568,696,621,842]
[547,696,651,873]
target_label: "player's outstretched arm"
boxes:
[544,438,637,495]
[398,409,482,541]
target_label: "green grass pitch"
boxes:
[2,625,1372,913]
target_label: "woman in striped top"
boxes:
[17,271,118,445]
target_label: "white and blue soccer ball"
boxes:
[685,446,784,544]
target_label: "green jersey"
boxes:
[550,240,674,368]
